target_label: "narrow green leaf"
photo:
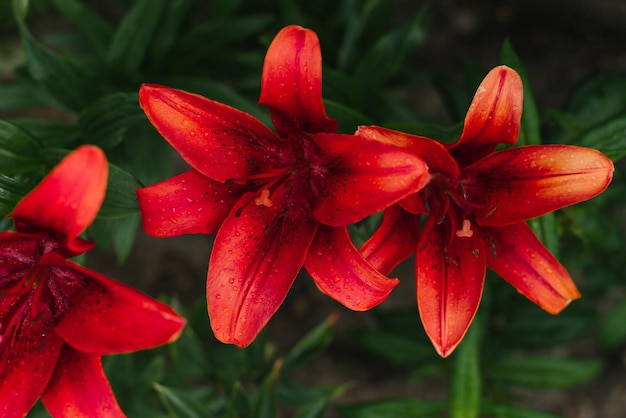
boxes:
[8,118,80,148]
[254,361,281,418]
[107,0,169,75]
[487,357,603,390]
[278,382,349,407]
[323,99,372,134]
[449,313,482,418]
[168,326,211,380]
[349,329,439,368]
[97,162,141,218]
[0,80,51,110]
[79,92,144,149]
[48,0,113,56]
[295,398,329,418]
[0,174,38,216]
[281,313,337,372]
[148,0,195,64]
[574,114,626,161]
[154,383,210,418]
[0,120,44,174]
[225,382,253,418]
[336,398,446,418]
[89,215,139,262]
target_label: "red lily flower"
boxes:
[357,66,614,357]
[136,25,430,347]
[0,146,185,417]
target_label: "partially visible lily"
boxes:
[136,25,430,347]
[0,145,185,417]
[358,66,614,357]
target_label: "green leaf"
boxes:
[573,114,626,161]
[79,92,145,149]
[599,295,626,350]
[154,383,211,418]
[0,119,44,174]
[349,329,439,368]
[278,382,348,408]
[482,404,561,418]
[281,313,337,372]
[48,0,113,56]
[566,74,626,130]
[324,99,372,134]
[253,361,280,418]
[148,0,195,65]
[336,398,446,418]
[89,215,139,262]
[0,80,51,110]
[107,0,169,75]
[449,312,482,418]
[225,381,253,418]
[0,174,38,216]
[168,326,211,380]
[8,118,80,148]
[98,162,141,218]
[487,357,603,390]
[295,398,329,418]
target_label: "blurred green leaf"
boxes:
[0,120,44,174]
[324,99,371,134]
[107,0,168,75]
[599,295,626,350]
[8,118,80,148]
[281,313,337,372]
[0,80,51,110]
[295,398,329,418]
[154,383,212,418]
[79,93,144,149]
[573,114,626,161]
[89,214,140,262]
[336,398,446,418]
[254,361,280,418]
[483,404,561,418]
[449,315,482,418]
[350,329,439,368]
[48,0,113,56]
[225,381,253,418]
[0,174,38,215]
[98,162,141,218]
[566,73,626,130]
[487,357,603,390]
[147,0,195,65]
[168,325,211,380]
[278,382,348,408]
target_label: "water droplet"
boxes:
[228,277,235,284]
[215,294,221,299]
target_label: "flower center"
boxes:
[455,219,474,238]
[254,188,273,207]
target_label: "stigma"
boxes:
[456,219,474,238]
[254,189,273,207]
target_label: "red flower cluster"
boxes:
[136,26,614,356]
[0,146,185,417]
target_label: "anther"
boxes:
[455,219,474,238]
[255,189,273,207]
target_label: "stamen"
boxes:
[254,189,273,207]
[455,219,474,238]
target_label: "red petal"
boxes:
[137,169,246,237]
[9,145,107,254]
[448,66,523,167]
[41,347,124,418]
[140,84,286,183]
[359,205,421,275]
[47,255,185,354]
[207,190,318,347]
[0,232,39,277]
[259,25,337,136]
[416,216,486,357]
[484,223,580,314]
[399,192,428,215]
[0,312,63,417]
[311,133,431,225]
[356,126,459,178]
[463,145,615,226]
[305,225,399,310]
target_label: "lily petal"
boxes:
[305,225,399,310]
[360,205,421,275]
[207,190,318,347]
[484,222,580,314]
[140,84,285,183]
[9,145,107,255]
[259,25,337,136]
[311,133,431,225]
[0,232,39,278]
[47,255,185,354]
[448,66,523,167]
[0,315,63,418]
[356,126,459,178]
[137,169,246,237]
[416,216,486,357]
[463,145,614,226]
[41,347,124,418]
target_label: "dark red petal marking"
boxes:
[41,347,125,418]
[259,25,337,136]
[207,190,318,347]
[137,169,246,237]
[305,225,399,310]
[484,222,580,314]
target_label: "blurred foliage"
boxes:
[1,0,625,417]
